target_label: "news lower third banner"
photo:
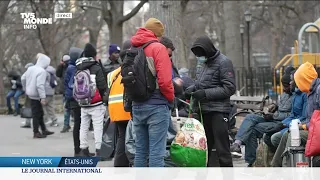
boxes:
[0,157,99,167]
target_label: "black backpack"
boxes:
[121,41,157,103]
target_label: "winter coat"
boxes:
[273,92,293,121]
[305,78,320,129]
[131,28,174,104]
[192,36,236,113]
[21,54,50,100]
[8,70,22,90]
[103,58,122,76]
[56,63,68,94]
[280,89,307,133]
[45,66,56,96]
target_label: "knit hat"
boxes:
[294,62,318,93]
[109,44,120,56]
[62,55,70,62]
[160,36,175,51]
[281,73,291,85]
[122,40,132,50]
[83,43,97,58]
[144,18,164,38]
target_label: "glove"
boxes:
[11,80,16,84]
[263,113,274,121]
[192,90,206,100]
[185,85,195,99]
[268,104,278,113]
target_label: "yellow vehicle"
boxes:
[273,19,320,95]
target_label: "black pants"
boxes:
[202,112,233,167]
[114,121,129,167]
[72,107,81,154]
[263,134,277,153]
[31,99,46,133]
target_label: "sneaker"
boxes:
[230,143,242,157]
[21,124,31,128]
[60,126,71,133]
[78,148,91,157]
[50,121,59,127]
[42,130,54,136]
[246,163,253,167]
[33,132,47,138]
[8,109,13,115]
[13,112,19,116]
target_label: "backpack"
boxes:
[121,40,157,103]
[49,73,57,88]
[73,57,101,106]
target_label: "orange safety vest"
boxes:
[107,67,131,122]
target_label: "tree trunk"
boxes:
[109,22,124,47]
[0,1,11,108]
[223,1,242,68]
[271,30,281,68]
[148,1,186,69]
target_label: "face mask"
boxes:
[196,56,207,63]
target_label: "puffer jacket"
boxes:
[305,78,320,129]
[192,36,236,113]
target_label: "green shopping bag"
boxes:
[170,97,208,167]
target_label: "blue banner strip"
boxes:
[0,157,99,167]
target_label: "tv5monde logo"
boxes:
[20,12,72,29]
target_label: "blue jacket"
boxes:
[64,47,83,99]
[281,89,307,133]
[305,78,320,129]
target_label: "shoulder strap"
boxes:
[141,40,158,49]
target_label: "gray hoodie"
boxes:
[22,54,50,100]
[45,66,56,96]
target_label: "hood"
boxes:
[76,57,96,71]
[131,28,159,47]
[69,47,83,65]
[310,78,320,94]
[35,53,50,69]
[294,62,318,93]
[191,35,218,58]
[8,70,20,78]
[46,66,56,74]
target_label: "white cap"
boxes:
[63,55,70,62]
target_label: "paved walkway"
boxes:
[0,114,245,167]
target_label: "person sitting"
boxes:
[230,71,293,166]
[7,69,24,116]
[268,73,307,149]
[271,62,318,167]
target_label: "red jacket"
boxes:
[131,28,174,102]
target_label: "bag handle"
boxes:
[188,96,203,124]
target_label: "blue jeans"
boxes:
[235,114,266,164]
[6,90,24,111]
[132,104,170,167]
[64,98,71,127]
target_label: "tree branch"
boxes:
[119,0,148,24]
[77,3,102,11]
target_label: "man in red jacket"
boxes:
[131,18,174,167]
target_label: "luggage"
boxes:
[100,117,118,160]
[170,97,208,167]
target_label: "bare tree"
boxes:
[0,1,11,107]
[79,0,148,46]
[148,0,189,69]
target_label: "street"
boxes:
[0,114,245,167]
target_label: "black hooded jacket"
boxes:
[191,36,236,113]
[8,70,22,90]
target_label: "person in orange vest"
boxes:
[107,66,131,167]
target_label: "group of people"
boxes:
[230,62,320,167]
